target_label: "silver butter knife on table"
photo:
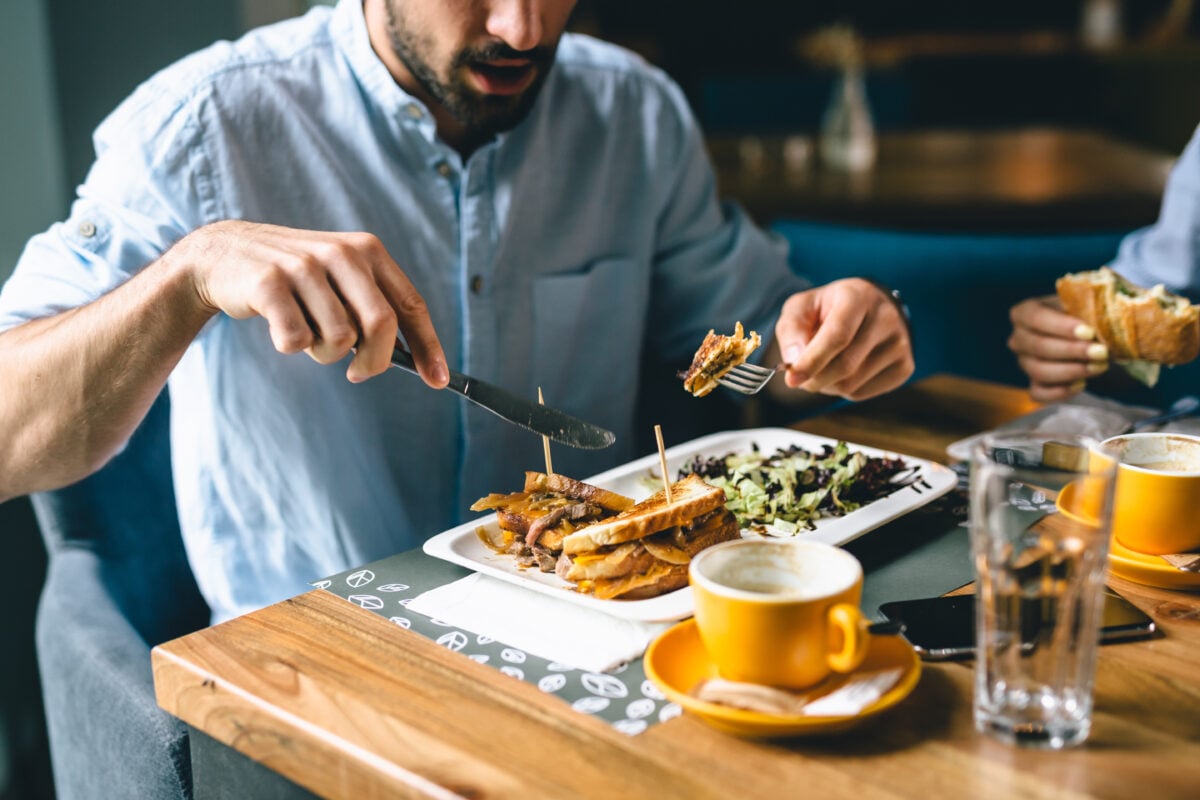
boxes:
[388,346,615,450]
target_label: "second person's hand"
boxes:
[1008,295,1109,402]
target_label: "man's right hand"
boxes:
[0,220,451,500]
[1008,295,1110,402]
[181,220,449,387]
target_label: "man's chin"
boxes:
[451,90,540,138]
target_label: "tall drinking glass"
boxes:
[969,432,1118,749]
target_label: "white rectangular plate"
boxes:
[423,427,957,622]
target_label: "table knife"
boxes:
[388,346,615,450]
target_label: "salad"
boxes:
[678,441,924,534]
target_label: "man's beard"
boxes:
[384,3,556,139]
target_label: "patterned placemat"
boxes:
[315,489,971,734]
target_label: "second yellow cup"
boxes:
[689,539,870,690]
[1101,432,1200,555]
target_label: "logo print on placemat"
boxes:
[582,673,628,699]
[347,595,383,610]
[345,570,375,588]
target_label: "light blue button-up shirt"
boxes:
[1112,124,1200,298]
[0,0,804,622]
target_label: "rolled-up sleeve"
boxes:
[0,83,216,332]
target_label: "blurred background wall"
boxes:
[573,0,1200,154]
[2,1,1199,797]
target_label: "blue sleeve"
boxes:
[0,80,217,332]
[644,76,808,364]
[1110,124,1200,301]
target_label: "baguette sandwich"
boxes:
[555,473,740,600]
[679,321,762,397]
[470,472,634,572]
[1056,267,1200,367]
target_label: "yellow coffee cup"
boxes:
[689,539,870,689]
[1100,432,1200,555]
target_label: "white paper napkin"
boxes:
[406,574,672,674]
[693,668,903,717]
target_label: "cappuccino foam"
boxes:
[1133,460,1200,473]
[703,545,858,600]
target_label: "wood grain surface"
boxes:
[154,374,1200,800]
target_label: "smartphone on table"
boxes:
[878,588,1156,661]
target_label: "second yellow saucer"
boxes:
[1058,481,1200,591]
[1109,537,1200,591]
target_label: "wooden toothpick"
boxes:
[538,387,554,476]
[655,424,673,504]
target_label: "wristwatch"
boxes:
[862,277,912,336]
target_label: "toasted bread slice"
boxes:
[559,509,740,599]
[557,540,659,582]
[558,509,739,581]
[1057,267,1200,365]
[679,322,762,397]
[585,563,691,600]
[522,472,634,512]
[560,474,727,555]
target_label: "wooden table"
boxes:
[153,375,1200,800]
[709,128,1175,232]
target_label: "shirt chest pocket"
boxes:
[530,255,649,416]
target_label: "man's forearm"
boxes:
[0,247,214,501]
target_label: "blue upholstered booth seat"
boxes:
[772,220,1128,387]
[31,393,208,800]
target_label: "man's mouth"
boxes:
[467,60,537,96]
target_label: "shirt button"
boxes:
[470,275,484,294]
[78,221,97,238]
[435,161,453,178]
[404,103,423,119]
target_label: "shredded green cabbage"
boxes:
[674,441,918,534]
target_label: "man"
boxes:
[1009,125,1200,402]
[0,0,911,623]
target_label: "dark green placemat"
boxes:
[315,550,675,734]
[315,489,972,734]
[848,489,972,619]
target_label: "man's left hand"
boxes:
[771,278,913,401]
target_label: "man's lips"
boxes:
[467,60,537,96]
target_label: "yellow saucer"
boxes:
[1058,482,1200,591]
[1109,537,1200,591]
[644,619,921,738]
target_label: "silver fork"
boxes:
[717,362,784,395]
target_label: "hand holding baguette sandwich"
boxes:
[1009,267,1200,402]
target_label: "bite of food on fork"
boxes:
[679,279,914,402]
[678,322,764,397]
